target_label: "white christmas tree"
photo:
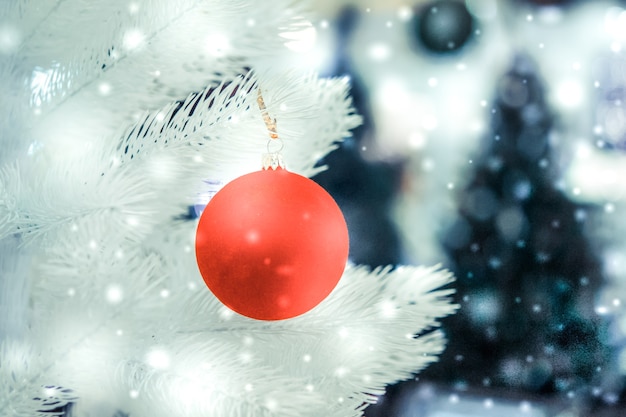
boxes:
[0,1,456,416]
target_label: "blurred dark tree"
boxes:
[419,53,610,400]
[313,5,405,268]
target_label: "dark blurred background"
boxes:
[286,0,626,415]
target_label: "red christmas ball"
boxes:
[195,167,349,320]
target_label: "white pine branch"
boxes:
[116,222,456,417]
[10,0,311,154]
[12,213,455,417]
[1,70,359,247]
[0,340,78,417]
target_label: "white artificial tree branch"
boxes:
[0,1,457,416]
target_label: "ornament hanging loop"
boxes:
[257,88,285,170]
[267,137,284,154]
